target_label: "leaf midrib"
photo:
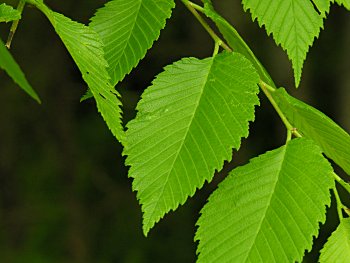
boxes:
[112,0,142,83]
[243,145,288,262]
[144,58,215,230]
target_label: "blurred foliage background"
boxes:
[0,0,349,262]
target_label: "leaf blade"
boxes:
[196,138,334,263]
[0,38,40,103]
[272,88,350,176]
[241,0,331,87]
[43,10,124,141]
[90,0,175,86]
[0,3,21,23]
[203,0,276,88]
[320,218,350,263]
[124,52,260,235]
[336,0,350,10]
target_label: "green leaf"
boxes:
[80,89,93,102]
[320,218,350,263]
[124,52,260,235]
[196,138,334,263]
[0,3,21,23]
[272,88,350,176]
[90,0,175,86]
[336,0,350,10]
[241,0,331,87]
[202,0,276,88]
[312,0,333,15]
[42,9,123,141]
[0,38,40,103]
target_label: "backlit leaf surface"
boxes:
[196,138,334,263]
[320,218,350,263]
[241,0,331,86]
[124,52,260,235]
[203,0,276,88]
[90,0,175,86]
[42,10,123,141]
[336,0,350,10]
[0,3,21,22]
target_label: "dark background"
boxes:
[0,0,349,262]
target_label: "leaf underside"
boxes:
[196,138,334,263]
[203,0,276,88]
[124,52,260,235]
[90,0,175,86]
[44,11,123,141]
[241,0,331,87]
[0,38,40,103]
[320,218,350,263]
[0,3,21,23]
[273,88,350,176]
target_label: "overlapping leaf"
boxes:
[196,138,334,263]
[272,88,350,175]
[124,52,260,235]
[320,218,350,262]
[90,0,175,86]
[0,38,40,103]
[203,0,276,88]
[42,10,123,141]
[242,0,332,87]
[0,3,21,23]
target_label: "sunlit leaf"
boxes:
[196,138,334,263]
[241,0,332,87]
[42,10,123,141]
[336,0,350,10]
[202,0,276,88]
[90,0,175,86]
[320,218,350,263]
[0,3,21,23]
[124,52,260,235]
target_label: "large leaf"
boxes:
[124,52,260,235]
[0,3,21,22]
[202,0,276,88]
[196,138,334,263]
[336,0,350,10]
[241,0,331,87]
[272,88,350,176]
[40,8,123,141]
[0,38,40,103]
[320,218,350,262]
[90,0,175,86]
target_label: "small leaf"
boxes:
[272,88,350,176]
[124,52,260,235]
[320,218,350,263]
[0,3,21,23]
[241,0,332,87]
[336,0,350,10]
[196,138,334,263]
[80,89,93,102]
[42,10,123,141]
[203,0,276,88]
[90,0,175,86]
[0,38,40,103]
